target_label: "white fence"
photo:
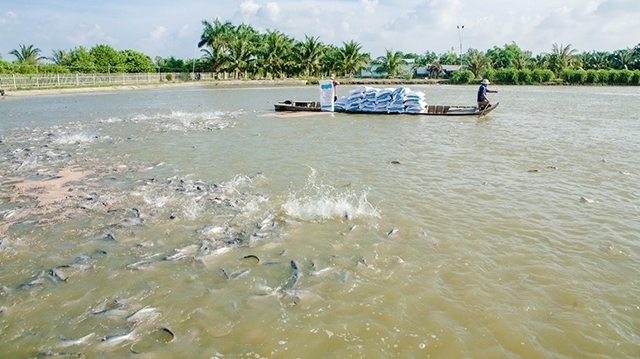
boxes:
[0,72,213,90]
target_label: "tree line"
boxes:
[2,19,640,85]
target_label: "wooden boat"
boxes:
[273,100,499,116]
[274,100,321,112]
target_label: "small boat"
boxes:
[274,100,321,112]
[273,100,499,116]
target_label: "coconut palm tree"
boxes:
[464,49,491,79]
[546,43,578,76]
[427,60,443,78]
[373,49,406,78]
[9,44,45,64]
[48,49,69,66]
[295,35,325,77]
[337,40,369,78]
[612,48,634,70]
[259,30,294,78]
[198,19,234,77]
[227,23,259,78]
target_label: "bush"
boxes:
[517,69,533,84]
[632,71,640,85]
[482,69,497,83]
[614,69,633,84]
[597,69,611,84]
[495,68,519,84]
[531,69,554,83]
[450,70,474,84]
[165,73,173,81]
[585,70,599,84]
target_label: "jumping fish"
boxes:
[126,305,156,322]
[59,333,95,347]
[101,330,135,344]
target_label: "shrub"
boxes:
[165,73,173,81]
[482,69,497,83]
[517,69,533,84]
[614,69,633,84]
[585,70,599,84]
[496,68,519,84]
[597,69,611,84]
[632,71,640,85]
[450,70,474,84]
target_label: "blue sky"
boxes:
[1,0,639,61]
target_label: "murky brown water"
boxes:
[1,84,639,358]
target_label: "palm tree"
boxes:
[612,48,634,70]
[227,23,259,78]
[427,60,443,78]
[547,43,578,76]
[373,49,406,78]
[259,30,293,78]
[48,49,69,66]
[464,49,491,79]
[9,44,45,64]
[295,35,325,77]
[338,40,370,78]
[198,19,234,77]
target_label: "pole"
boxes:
[457,25,464,67]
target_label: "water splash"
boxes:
[283,169,379,222]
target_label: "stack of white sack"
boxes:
[360,88,379,112]
[338,86,427,113]
[404,92,427,113]
[334,96,348,111]
[374,88,394,112]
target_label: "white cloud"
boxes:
[66,24,117,46]
[361,0,378,13]
[150,26,168,42]
[0,11,17,24]
[178,24,189,38]
[239,0,261,14]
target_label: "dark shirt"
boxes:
[477,84,488,102]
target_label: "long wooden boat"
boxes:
[273,100,499,116]
[274,100,322,112]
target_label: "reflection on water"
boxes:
[1,85,639,358]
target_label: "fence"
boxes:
[0,72,214,90]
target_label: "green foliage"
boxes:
[66,46,96,73]
[0,59,15,74]
[614,69,634,84]
[495,68,519,84]
[531,69,554,83]
[481,69,497,83]
[597,69,611,84]
[120,50,155,73]
[585,70,600,84]
[90,44,125,72]
[561,70,587,84]
[449,70,474,84]
[166,73,173,81]
[517,69,532,84]
[632,71,640,85]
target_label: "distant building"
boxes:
[359,61,462,78]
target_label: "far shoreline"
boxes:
[1,78,451,98]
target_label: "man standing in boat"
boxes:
[477,79,497,110]
[330,74,339,102]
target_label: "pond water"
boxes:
[1,84,639,358]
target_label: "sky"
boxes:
[1,0,639,62]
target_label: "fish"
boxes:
[387,228,399,236]
[163,252,187,261]
[126,305,156,322]
[59,333,95,347]
[36,351,85,358]
[101,330,135,344]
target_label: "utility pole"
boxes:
[457,25,464,67]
